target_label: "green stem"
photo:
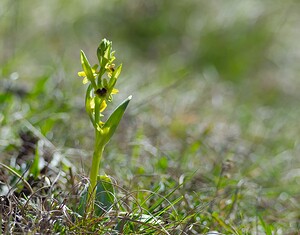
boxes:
[87,133,105,216]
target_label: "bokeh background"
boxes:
[1,0,300,232]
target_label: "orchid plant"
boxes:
[78,39,131,216]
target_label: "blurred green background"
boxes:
[1,0,300,231]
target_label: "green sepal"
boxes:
[81,51,97,88]
[94,175,115,216]
[101,95,132,146]
[85,84,95,127]
[92,64,98,71]
[108,64,122,91]
[112,64,122,80]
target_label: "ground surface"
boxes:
[1,1,300,234]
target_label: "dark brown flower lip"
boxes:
[95,87,108,97]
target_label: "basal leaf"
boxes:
[94,175,115,216]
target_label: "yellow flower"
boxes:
[90,98,107,112]
[78,67,98,84]
[111,88,119,94]
[105,63,115,78]
[100,100,107,112]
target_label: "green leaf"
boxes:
[77,175,116,217]
[30,141,40,179]
[78,187,88,216]
[101,95,132,146]
[94,175,115,216]
[259,215,273,235]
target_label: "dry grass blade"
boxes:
[0,163,33,195]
